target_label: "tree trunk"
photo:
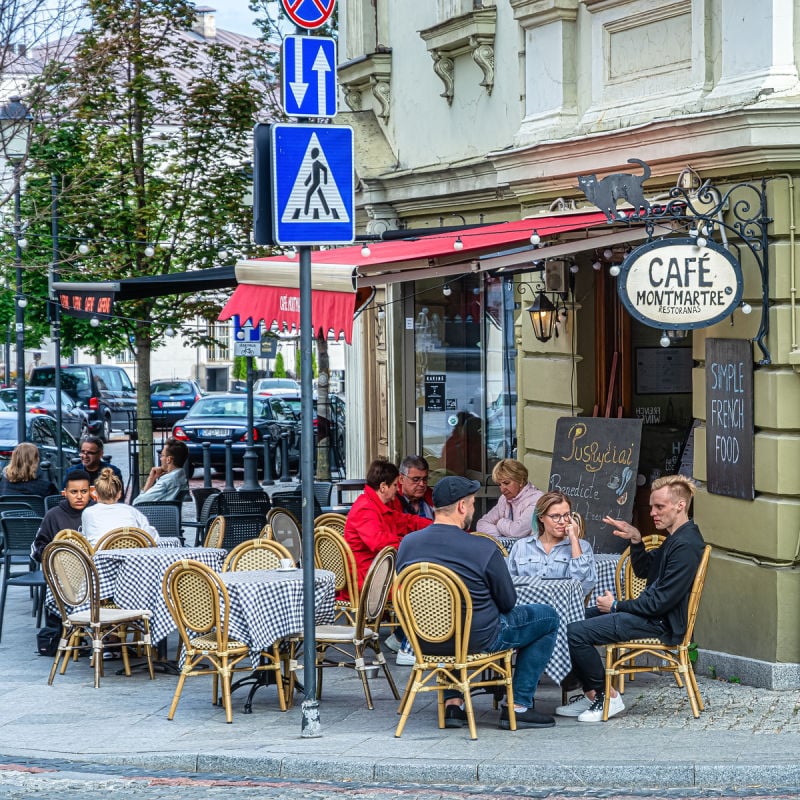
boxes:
[315,331,331,480]
[135,326,153,489]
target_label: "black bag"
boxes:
[36,627,60,657]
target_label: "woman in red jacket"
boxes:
[344,458,432,590]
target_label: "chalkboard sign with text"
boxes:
[705,338,754,500]
[549,417,643,554]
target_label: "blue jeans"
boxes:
[446,603,559,709]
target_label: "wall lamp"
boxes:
[518,281,558,343]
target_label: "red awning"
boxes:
[218,210,612,343]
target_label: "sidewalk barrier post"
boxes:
[280,431,290,483]
[202,441,212,488]
[224,439,235,491]
[262,439,274,486]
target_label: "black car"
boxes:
[0,387,100,441]
[172,393,301,478]
[150,379,203,428]
[0,411,80,484]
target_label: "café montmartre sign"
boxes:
[618,237,743,329]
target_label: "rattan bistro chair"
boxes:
[603,545,712,720]
[41,540,154,687]
[314,546,400,710]
[222,538,293,572]
[94,527,157,551]
[53,529,94,555]
[313,512,347,535]
[203,516,225,549]
[393,562,516,740]
[469,531,508,557]
[162,559,286,723]
[313,525,359,624]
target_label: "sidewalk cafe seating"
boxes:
[0,514,46,640]
[203,516,225,549]
[219,513,268,552]
[53,529,93,555]
[95,527,156,551]
[220,489,271,519]
[264,508,302,565]
[313,512,347,535]
[313,545,399,710]
[603,544,712,720]
[0,493,45,516]
[222,538,293,572]
[469,531,508,557]
[162,559,286,723]
[393,561,516,740]
[41,540,154,687]
[186,490,222,546]
[134,501,183,544]
[313,525,359,624]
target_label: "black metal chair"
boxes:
[0,494,46,516]
[0,514,46,641]
[190,487,220,521]
[186,491,224,546]
[219,489,271,517]
[0,500,36,514]
[44,494,63,513]
[135,501,183,544]
[270,489,322,526]
[220,513,270,552]
[313,481,333,507]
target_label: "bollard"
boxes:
[202,442,212,488]
[280,431,291,483]
[261,440,274,486]
[224,439,235,490]
[242,445,260,491]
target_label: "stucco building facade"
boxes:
[337,0,800,687]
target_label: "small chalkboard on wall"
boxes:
[549,417,643,553]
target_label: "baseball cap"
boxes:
[432,476,481,508]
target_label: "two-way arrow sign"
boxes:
[281,36,336,118]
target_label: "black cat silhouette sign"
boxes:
[618,237,743,330]
[577,158,651,222]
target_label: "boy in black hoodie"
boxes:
[31,470,93,561]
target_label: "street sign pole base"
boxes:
[300,698,322,738]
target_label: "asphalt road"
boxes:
[0,759,796,800]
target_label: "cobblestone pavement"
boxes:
[0,759,798,800]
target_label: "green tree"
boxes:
[16,0,274,476]
[273,351,285,377]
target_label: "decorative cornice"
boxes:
[510,0,579,27]
[419,8,496,104]
[338,51,392,121]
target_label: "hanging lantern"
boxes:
[527,290,557,343]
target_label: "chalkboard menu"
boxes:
[705,339,754,500]
[549,417,643,554]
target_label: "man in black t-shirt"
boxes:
[397,476,558,731]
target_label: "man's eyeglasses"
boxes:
[546,513,572,523]
[402,474,428,484]
[80,449,100,456]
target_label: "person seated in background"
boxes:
[0,442,58,498]
[82,467,159,547]
[475,459,543,541]
[31,469,93,562]
[132,438,188,505]
[344,458,432,591]
[392,455,434,520]
[507,491,597,597]
[63,436,123,488]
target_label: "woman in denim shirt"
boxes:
[507,491,597,597]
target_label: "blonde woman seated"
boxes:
[81,467,159,547]
[507,491,597,597]
[475,458,543,541]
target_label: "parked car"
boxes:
[0,412,80,484]
[29,364,136,442]
[0,387,100,441]
[150,379,203,428]
[253,377,301,396]
[171,393,302,478]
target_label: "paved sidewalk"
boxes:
[1,590,799,791]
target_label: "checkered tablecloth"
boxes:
[512,576,585,684]
[93,547,226,643]
[587,554,621,606]
[220,568,336,667]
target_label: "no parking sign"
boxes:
[279,0,336,30]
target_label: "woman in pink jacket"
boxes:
[475,458,543,540]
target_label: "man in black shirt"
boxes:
[397,476,559,730]
[63,436,123,488]
[561,474,705,722]
[31,470,93,561]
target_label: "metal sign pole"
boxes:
[299,243,320,736]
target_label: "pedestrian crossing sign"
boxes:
[271,123,354,245]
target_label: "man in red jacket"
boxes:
[344,458,432,590]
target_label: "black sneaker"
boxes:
[499,706,555,729]
[444,705,467,729]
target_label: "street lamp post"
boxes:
[0,96,32,443]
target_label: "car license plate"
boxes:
[163,401,182,408]
[199,428,231,437]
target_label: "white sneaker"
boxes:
[577,692,625,723]
[395,647,416,666]
[384,633,402,653]
[555,693,592,717]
